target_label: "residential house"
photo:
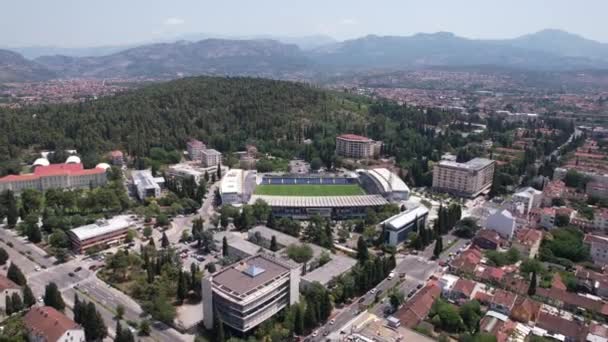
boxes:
[535,311,588,342]
[512,187,542,214]
[450,248,483,274]
[489,289,518,315]
[510,297,541,324]
[0,275,21,312]
[449,278,479,303]
[479,311,517,342]
[587,323,608,342]
[473,229,502,250]
[438,274,459,298]
[23,306,85,342]
[395,283,441,328]
[477,266,505,284]
[511,228,543,259]
[542,180,566,207]
[486,209,516,239]
[539,208,556,230]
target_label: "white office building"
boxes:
[485,209,516,239]
[202,254,300,333]
[512,187,543,214]
[131,170,163,200]
[220,169,256,205]
[202,149,222,168]
[381,205,429,246]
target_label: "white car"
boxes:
[34,266,41,272]
[388,272,395,280]
[330,319,335,325]
[312,330,319,337]
[370,288,377,294]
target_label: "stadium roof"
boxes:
[361,168,409,193]
[382,205,429,230]
[69,215,131,241]
[249,194,388,208]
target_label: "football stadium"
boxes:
[246,170,410,220]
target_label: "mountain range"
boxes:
[2,29,608,83]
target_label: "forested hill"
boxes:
[0,76,371,164]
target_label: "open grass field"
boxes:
[254,184,366,196]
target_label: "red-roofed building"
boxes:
[490,289,518,315]
[477,266,505,284]
[512,228,543,258]
[450,278,478,302]
[536,311,588,342]
[335,134,381,159]
[542,180,566,207]
[395,283,441,328]
[23,306,85,342]
[511,296,541,324]
[588,322,608,342]
[479,313,516,342]
[473,229,503,250]
[0,163,106,194]
[450,248,482,274]
[0,274,20,312]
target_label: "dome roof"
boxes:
[65,155,81,164]
[96,163,111,170]
[32,158,50,167]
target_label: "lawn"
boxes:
[254,184,366,196]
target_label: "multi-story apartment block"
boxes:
[0,163,107,194]
[584,234,608,266]
[202,254,300,333]
[202,149,222,168]
[335,134,381,159]
[432,158,495,198]
[187,139,206,161]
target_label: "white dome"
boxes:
[96,163,111,170]
[33,158,50,167]
[65,155,81,164]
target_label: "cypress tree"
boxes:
[177,271,187,303]
[5,295,12,315]
[73,293,82,324]
[294,305,304,336]
[43,282,65,311]
[6,190,18,228]
[528,271,537,296]
[267,213,275,228]
[216,163,222,179]
[433,237,442,258]
[356,237,369,263]
[114,320,123,342]
[270,235,278,252]
[7,263,26,286]
[161,232,170,248]
[222,236,228,257]
[11,293,22,312]
[23,285,35,308]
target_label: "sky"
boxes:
[2,0,608,47]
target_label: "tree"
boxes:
[251,199,271,223]
[177,271,187,304]
[161,232,170,248]
[138,320,151,336]
[214,316,225,342]
[83,302,107,341]
[23,285,35,308]
[270,235,278,252]
[528,271,537,296]
[216,163,222,180]
[433,236,443,258]
[389,289,405,310]
[27,224,42,243]
[0,247,8,265]
[4,294,12,315]
[356,236,369,263]
[453,218,480,239]
[11,293,23,312]
[459,300,481,334]
[5,191,18,227]
[310,158,323,172]
[74,294,83,324]
[143,226,153,239]
[49,229,69,248]
[43,282,65,311]
[114,320,123,342]
[7,263,26,286]
[286,244,313,263]
[222,236,228,257]
[156,213,169,227]
[115,304,125,320]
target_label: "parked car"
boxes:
[74,267,82,272]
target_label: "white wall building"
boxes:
[486,209,516,239]
[381,205,429,246]
[131,170,162,200]
[220,169,256,205]
[584,234,608,266]
[432,158,495,198]
[512,187,543,214]
[202,149,222,168]
[202,254,299,333]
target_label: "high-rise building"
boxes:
[335,134,381,159]
[432,158,495,197]
[202,148,222,168]
[202,254,300,333]
[187,139,206,161]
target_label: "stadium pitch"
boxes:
[254,184,366,196]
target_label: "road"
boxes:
[0,227,56,272]
[310,255,438,341]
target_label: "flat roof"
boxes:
[360,168,410,193]
[69,215,131,241]
[221,169,244,195]
[248,194,388,208]
[302,254,357,285]
[337,134,373,142]
[132,170,160,189]
[382,206,429,230]
[438,158,494,171]
[212,254,291,298]
[202,149,221,156]
[215,232,263,257]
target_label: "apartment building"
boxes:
[335,134,381,159]
[131,170,163,200]
[381,206,429,246]
[202,149,222,168]
[0,163,107,194]
[68,215,132,253]
[202,254,300,333]
[187,139,206,161]
[584,234,608,266]
[432,158,495,198]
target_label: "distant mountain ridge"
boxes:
[2,29,608,83]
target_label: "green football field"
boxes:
[254,184,366,196]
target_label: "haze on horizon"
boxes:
[2,0,608,48]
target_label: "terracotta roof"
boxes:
[536,287,604,312]
[23,306,80,342]
[396,283,441,328]
[511,296,541,323]
[478,266,505,282]
[452,278,477,298]
[474,291,493,304]
[551,273,567,291]
[0,274,19,291]
[589,322,608,339]
[536,312,587,340]
[0,163,104,183]
[337,134,372,142]
[474,229,502,245]
[491,289,517,310]
[451,248,482,273]
[514,229,542,247]
[110,150,123,157]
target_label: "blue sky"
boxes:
[2,0,608,47]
